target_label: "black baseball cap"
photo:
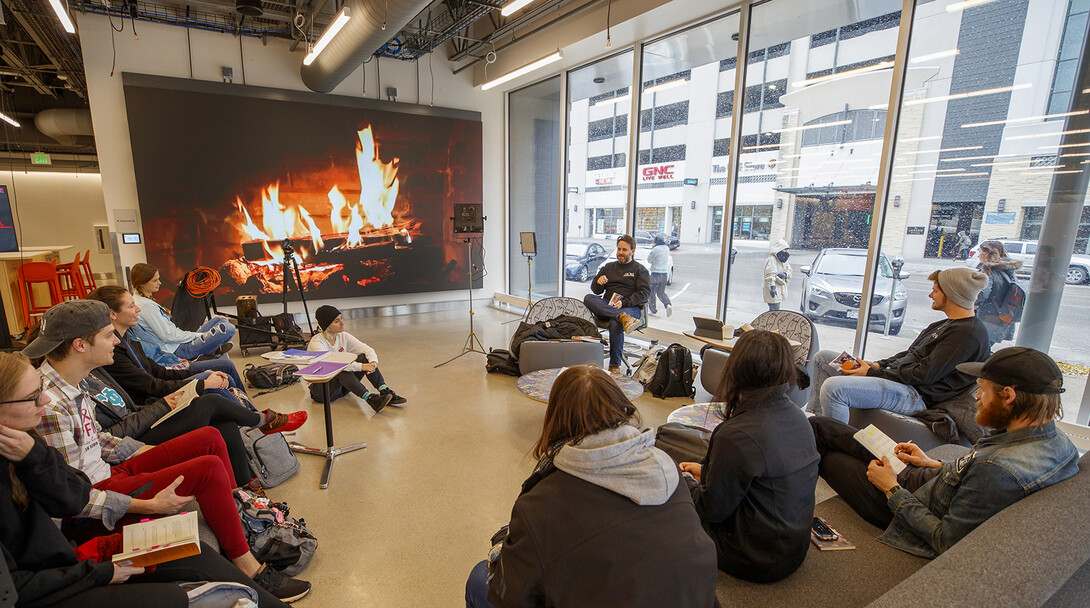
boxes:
[956,347,1065,394]
[22,300,113,359]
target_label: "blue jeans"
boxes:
[808,349,926,423]
[188,370,241,403]
[174,318,236,360]
[583,294,641,367]
[465,560,496,608]
[189,359,245,393]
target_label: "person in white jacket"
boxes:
[307,305,405,413]
[129,264,236,363]
[763,239,792,311]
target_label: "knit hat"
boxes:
[23,300,113,359]
[315,305,342,331]
[770,239,789,254]
[927,267,988,310]
[957,347,1065,394]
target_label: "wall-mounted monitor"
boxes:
[122,233,142,244]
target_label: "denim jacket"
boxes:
[878,421,1078,558]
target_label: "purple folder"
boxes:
[296,361,349,377]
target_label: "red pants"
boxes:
[93,426,250,560]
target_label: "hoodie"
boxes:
[489,425,718,608]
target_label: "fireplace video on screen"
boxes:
[123,77,482,309]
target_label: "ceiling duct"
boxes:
[300,0,433,93]
[34,109,94,146]
[236,0,264,17]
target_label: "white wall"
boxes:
[0,172,113,274]
[76,13,504,312]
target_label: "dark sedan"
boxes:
[565,242,610,282]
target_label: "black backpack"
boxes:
[244,363,300,392]
[647,343,695,399]
[485,348,521,376]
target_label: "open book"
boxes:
[149,379,202,429]
[112,511,201,567]
[853,424,907,474]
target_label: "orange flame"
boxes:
[356,126,399,230]
[236,197,271,241]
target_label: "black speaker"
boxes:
[453,203,484,234]
[520,232,536,255]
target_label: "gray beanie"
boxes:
[928,268,988,310]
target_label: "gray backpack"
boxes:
[233,489,317,576]
[230,388,300,488]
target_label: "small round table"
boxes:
[666,403,724,432]
[516,367,644,403]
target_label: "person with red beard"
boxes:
[807,347,1078,558]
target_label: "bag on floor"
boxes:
[244,363,300,391]
[646,343,695,399]
[631,344,666,386]
[230,388,300,488]
[485,348,521,376]
[233,489,317,576]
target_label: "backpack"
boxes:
[485,348,521,376]
[230,388,300,488]
[996,279,1026,324]
[233,488,317,576]
[631,344,666,386]
[646,343,695,399]
[244,363,300,391]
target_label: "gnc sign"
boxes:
[639,161,685,183]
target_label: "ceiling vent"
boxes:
[236,0,264,17]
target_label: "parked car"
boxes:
[799,248,909,335]
[598,247,674,285]
[634,230,680,250]
[966,239,1090,285]
[565,242,610,282]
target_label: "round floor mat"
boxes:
[516,367,644,403]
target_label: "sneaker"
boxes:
[666,305,673,318]
[366,392,393,413]
[608,365,621,374]
[617,313,640,334]
[253,565,311,603]
[259,410,308,435]
[381,388,407,406]
[214,342,234,356]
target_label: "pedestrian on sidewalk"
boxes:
[764,239,792,311]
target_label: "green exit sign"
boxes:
[30,152,51,165]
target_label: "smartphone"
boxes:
[811,517,838,541]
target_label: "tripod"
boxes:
[280,239,315,336]
[436,238,487,367]
[503,253,535,324]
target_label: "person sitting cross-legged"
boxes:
[582,234,651,374]
[306,305,405,413]
[809,347,1079,558]
[806,267,991,423]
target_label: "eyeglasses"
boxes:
[0,388,43,405]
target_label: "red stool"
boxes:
[79,249,96,293]
[55,251,86,300]
[17,262,63,330]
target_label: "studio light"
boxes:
[501,0,536,17]
[481,51,562,91]
[49,0,76,33]
[303,7,351,66]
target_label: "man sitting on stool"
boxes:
[808,347,1078,558]
[583,234,651,374]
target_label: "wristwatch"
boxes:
[884,485,903,500]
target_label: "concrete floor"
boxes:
[233,305,834,607]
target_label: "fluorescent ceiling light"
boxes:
[910,49,960,63]
[49,0,76,33]
[962,110,1088,128]
[593,94,631,107]
[900,136,943,143]
[0,111,20,128]
[905,145,983,155]
[643,79,687,95]
[1041,142,1090,150]
[946,0,999,12]
[1004,128,1090,141]
[939,153,1015,162]
[794,61,894,87]
[741,144,781,152]
[771,119,851,134]
[303,7,351,66]
[501,0,535,17]
[937,171,989,177]
[904,83,1031,107]
[481,51,562,91]
[1061,152,1090,158]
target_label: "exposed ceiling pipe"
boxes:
[300,0,433,93]
[34,109,94,146]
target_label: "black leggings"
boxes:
[138,394,261,485]
[310,369,386,402]
[50,542,290,608]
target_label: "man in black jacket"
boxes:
[806,267,991,423]
[583,234,651,373]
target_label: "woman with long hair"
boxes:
[0,352,296,607]
[679,331,819,582]
[129,263,236,364]
[465,365,717,608]
[974,240,1023,345]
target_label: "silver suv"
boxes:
[799,248,909,335]
[966,239,1090,285]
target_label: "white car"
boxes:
[966,239,1090,285]
[597,248,674,285]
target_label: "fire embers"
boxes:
[223,126,420,294]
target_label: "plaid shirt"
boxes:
[37,361,144,523]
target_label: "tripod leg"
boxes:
[289,257,315,335]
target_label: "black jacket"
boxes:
[590,259,651,308]
[691,385,819,582]
[103,330,205,406]
[868,317,990,407]
[81,367,171,439]
[490,469,718,608]
[2,437,113,608]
